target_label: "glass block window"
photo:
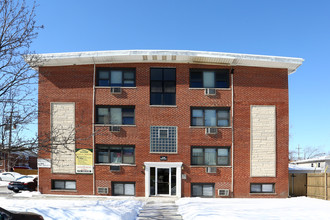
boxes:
[150,126,177,153]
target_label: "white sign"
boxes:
[37,158,51,168]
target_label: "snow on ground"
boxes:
[176,197,330,220]
[0,195,143,220]
[0,181,9,186]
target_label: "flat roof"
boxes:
[28,50,304,74]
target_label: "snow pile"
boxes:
[0,197,142,220]
[0,181,9,186]
[176,197,330,220]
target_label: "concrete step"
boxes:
[137,201,182,220]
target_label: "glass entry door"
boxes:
[150,167,176,196]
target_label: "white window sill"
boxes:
[249,193,277,195]
[149,152,178,154]
[190,165,232,168]
[51,189,77,192]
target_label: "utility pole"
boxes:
[297,145,301,160]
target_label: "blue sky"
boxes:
[30,0,330,154]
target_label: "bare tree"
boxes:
[0,0,42,170]
[303,146,325,160]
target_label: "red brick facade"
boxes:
[38,62,289,198]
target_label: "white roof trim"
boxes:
[28,50,304,74]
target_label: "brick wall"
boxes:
[38,63,288,197]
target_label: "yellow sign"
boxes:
[75,149,93,174]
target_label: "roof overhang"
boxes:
[27,50,304,74]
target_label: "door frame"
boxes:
[144,162,182,198]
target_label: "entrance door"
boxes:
[157,168,169,194]
[150,167,176,196]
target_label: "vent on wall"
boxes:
[205,127,217,135]
[110,165,121,172]
[218,189,229,196]
[204,88,216,96]
[206,167,217,173]
[110,126,121,132]
[97,187,109,194]
[111,87,122,94]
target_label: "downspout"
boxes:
[231,68,234,196]
[92,61,96,195]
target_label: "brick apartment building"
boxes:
[34,50,303,198]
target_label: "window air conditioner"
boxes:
[109,126,121,132]
[111,87,122,94]
[204,88,216,96]
[206,167,217,173]
[97,187,109,194]
[205,127,217,135]
[110,165,121,172]
[218,189,230,196]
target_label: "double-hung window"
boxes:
[96,145,135,164]
[191,147,230,166]
[191,108,230,127]
[97,68,135,87]
[190,69,229,88]
[96,106,135,125]
[150,68,176,105]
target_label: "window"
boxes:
[96,106,135,125]
[191,183,215,197]
[311,163,314,167]
[52,180,76,190]
[250,183,275,193]
[96,145,135,164]
[96,68,135,87]
[191,147,230,166]
[112,182,135,196]
[150,68,176,105]
[190,69,229,88]
[150,126,177,153]
[318,163,321,167]
[191,108,230,127]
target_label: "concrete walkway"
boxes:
[137,199,182,220]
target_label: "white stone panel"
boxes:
[251,105,276,177]
[51,103,75,174]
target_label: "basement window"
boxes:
[250,183,274,193]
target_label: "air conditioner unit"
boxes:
[205,127,217,135]
[206,167,217,173]
[109,126,121,132]
[204,88,216,96]
[218,189,230,196]
[111,87,122,94]
[97,187,109,194]
[110,165,121,172]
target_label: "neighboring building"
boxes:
[0,150,37,172]
[33,50,303,198]
[289,156,330,173]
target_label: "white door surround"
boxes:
[144,162,182,198]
